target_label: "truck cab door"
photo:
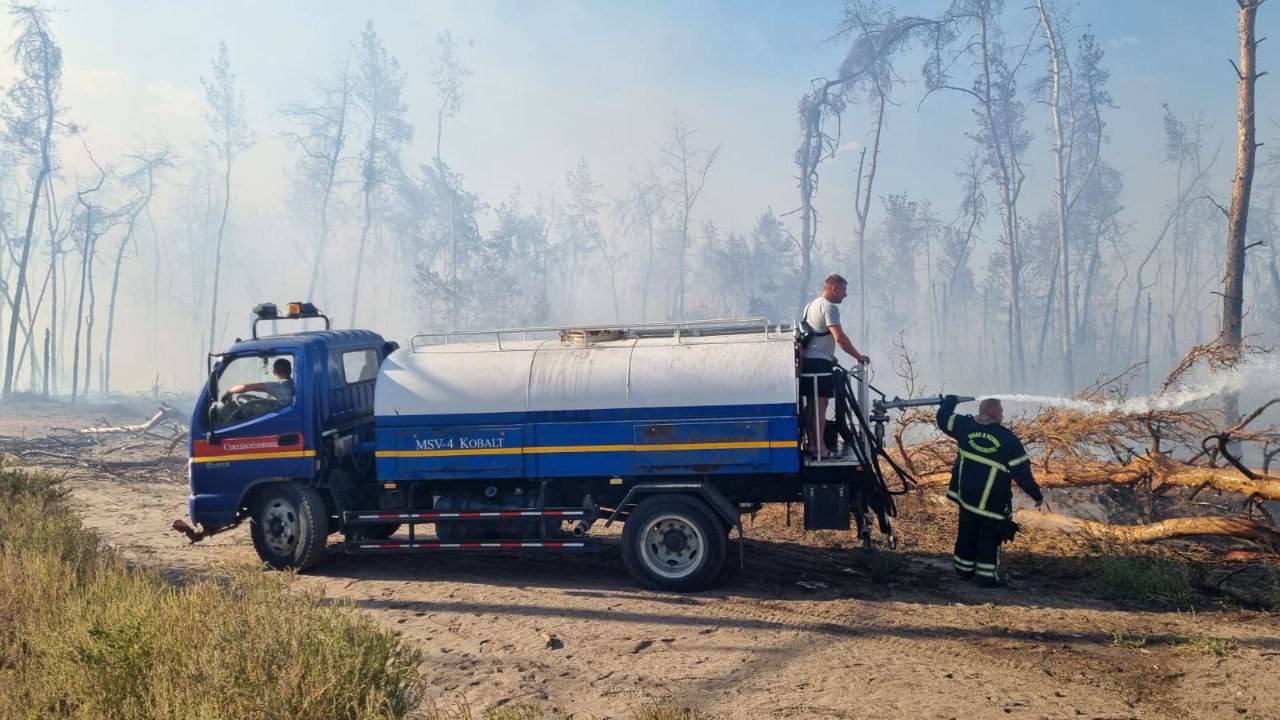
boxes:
[190,352,314,521]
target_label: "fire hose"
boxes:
[825,371,974,537]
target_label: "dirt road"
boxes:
[5,402,1278,719]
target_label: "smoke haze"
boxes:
[0,0,1276,408]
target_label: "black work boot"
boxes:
[954,569,975,581]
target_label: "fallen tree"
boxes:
[1014,509,1280,547]
[889,338,1280,552]
[914,453,1280,503]
[75,403,186,435]
[0,404,189,482]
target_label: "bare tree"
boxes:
[2,3,61,398]
[104,145,172,396]
[927,0,1033,388]
[626,170,666,322]
[1029,3,1114,390]
[41,173,73,395]
[351,21,411,327]
[662,118,718,320]
[839,4,900,345]
[852,89,886,344]
[281,49,356,306]
[563,158,619,320]
[1035,0,1076,391]
[201,42,253,355]
[69,139,106,403]
[942,152,986,316]
[797,2,943,310]
[1222,0,1267,423]
[431,30,469,164]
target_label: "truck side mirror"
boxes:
[206,369,220,445]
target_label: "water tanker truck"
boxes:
[180,302,935,590]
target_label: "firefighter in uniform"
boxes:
[937,395,1043,587]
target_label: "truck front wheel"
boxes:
[249,482,329,571]
[621,494,727,591]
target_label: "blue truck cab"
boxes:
[188,304,394,564]
[185,304,907,591]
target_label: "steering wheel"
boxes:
[231,390,275,407]
[220,390,284,425]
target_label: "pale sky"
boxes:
[47,0,1276,245]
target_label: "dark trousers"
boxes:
[952,510,1002,581]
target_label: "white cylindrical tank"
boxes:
[374,331,797,418]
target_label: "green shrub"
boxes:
[1109,629,1147,649]
[0,464,424,720]
[1089,554,1194,609]
[1169,635,1236,657]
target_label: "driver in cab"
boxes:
[218,358,295,422]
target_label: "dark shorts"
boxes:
[801,358,835,398]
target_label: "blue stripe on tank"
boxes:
[373,403,800,480]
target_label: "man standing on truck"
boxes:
[801,274,870,459]
[936,396,1043,587]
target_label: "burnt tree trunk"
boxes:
[206,151,233,355]
[70,209,94,403]
[853,91,885,345]
[1222,0,1265,424]
[1038,0,1075,392]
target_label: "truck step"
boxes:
[344,538,599,553]
[343,508,588,525]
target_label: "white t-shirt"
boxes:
[802,297,841,361]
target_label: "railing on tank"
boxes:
[409,317,787,352]
[799,359,872,464]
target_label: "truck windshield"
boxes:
[212,353,296,429]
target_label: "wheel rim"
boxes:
[639,513,706,580]
[262,497,300,556]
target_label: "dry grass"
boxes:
[0,463,424,719]
[629,703,703,719]
[1089,552,1195,609]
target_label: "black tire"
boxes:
[249,482,329,571]
[358,522,401,540]
[621,494,728,592]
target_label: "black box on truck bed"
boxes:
[803,483,850,530]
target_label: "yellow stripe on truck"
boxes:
[190,450,316,464]
[378,440,796,459]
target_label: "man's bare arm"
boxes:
[828,325,869,364]
[221,382,268,401]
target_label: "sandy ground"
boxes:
[3,400,1279,719]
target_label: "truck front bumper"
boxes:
[189,493,239,532]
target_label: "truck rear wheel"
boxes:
[622,494,727,592]
[250,482,328,571]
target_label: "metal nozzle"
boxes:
[873,395,974,412]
